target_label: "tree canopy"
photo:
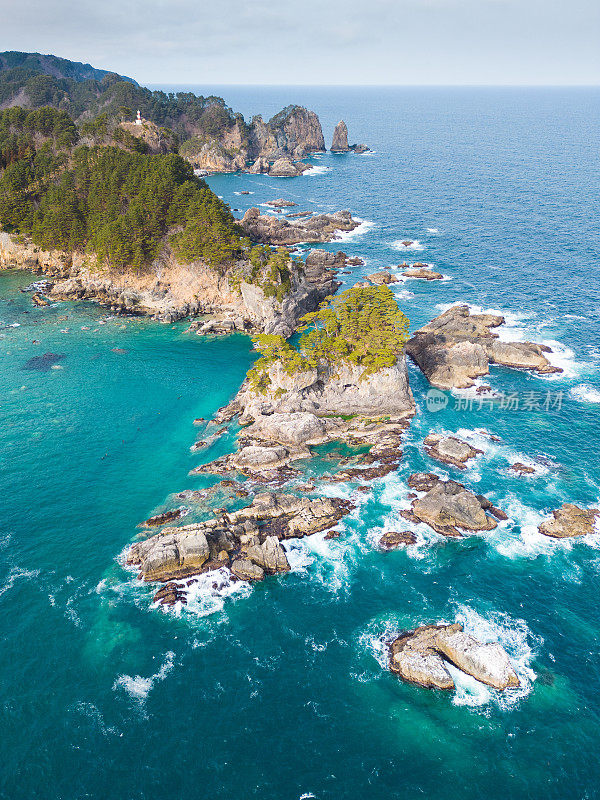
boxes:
[0,107,243,270]
[247,285,411,392]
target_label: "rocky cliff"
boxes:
[0,232,339,335]
[331,120,350,152]
[182,105,326,174]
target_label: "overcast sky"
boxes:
[1,0,599,85]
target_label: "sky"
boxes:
[1,0,599,86]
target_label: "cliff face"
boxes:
[180,106,325,174]
[234,355,415,423]
[0,232,338,335]
[118,120,177,154]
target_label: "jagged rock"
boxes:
[423,434,481,469]
[366,271,399,285]
[389,623,520,691]
[231,558,265,581]
[129,528,210,582]
[331,120,350,152]
[245,536,290,573]
[407,473,499,536]
[405,305,561,389]
[269,158,308,177]
[248,156,270,173]
[538,503,600,538]
[240,207,360,246]
[379,530,417,549]
[350,144,370,154]
[250,412,328,446]
[31,291,49,306]
[119,118,177,154]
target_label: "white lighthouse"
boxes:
[135,110,142,126]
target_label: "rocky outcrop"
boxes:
[265,199,297,208]
[389,623,520,691]
[379,530,417,549]
[538,503,600,538]
[0,233,339,337]
[423,434,481,469]
[401,264,443,280]
[367,271,399,285]
[240,207,361,245]
[331,121,350,152]
[126,492,352,588]
[268,158,311,177]
[401,473,504,537]
[119,119,177,154]
[249,106,325,160]
[405,305,562,389]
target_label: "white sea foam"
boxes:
[570,383,600,403]
[303,165,331,176]
[335,218,376,241]
[426,227,439,234]
[450,605,539,711]
[113,650,175,703]
[390,239,424,252]
[173,567,251,618]
[0,566,40,598]
[393,288,415,301]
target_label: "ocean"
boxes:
[1,87,599,799]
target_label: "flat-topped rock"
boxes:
[379,530,417,549]
[538,503,600,538]
[405,305,562,389]
[265,198,297,208]
[423,433,482,469]
[389,622,520,691]
[401,265,443,280]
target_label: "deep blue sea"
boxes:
[1,87,600,799]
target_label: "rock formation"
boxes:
[401,473,505,537]
[405,305,562,389]
[126,492,352,593]
[401,264,443,280]
[331,121,350,152]
[0,233,339,337]
[423,433,482,469]
[118,118,177,154]
[538,503,600,538]
[239,207,361,245]
[389,623,520,691]
[366,271,399,285]
[268,158,311,177]
[379,530,417,549]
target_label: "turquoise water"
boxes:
[1,88,600,799]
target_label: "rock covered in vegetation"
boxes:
[126,492,352,587]
[538,503,600,538]
[405,305,561,389]
[402,473,503,537]
[389,623,520,691]
[423,433,482,469]
[239,207,361,245]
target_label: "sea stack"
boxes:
[331,120,350,152]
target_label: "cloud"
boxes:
[1,0,598,84]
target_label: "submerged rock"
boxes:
[405,305,561,389]
[22,352,66,371]
[388,623,520,691]
[538,503,600,538]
